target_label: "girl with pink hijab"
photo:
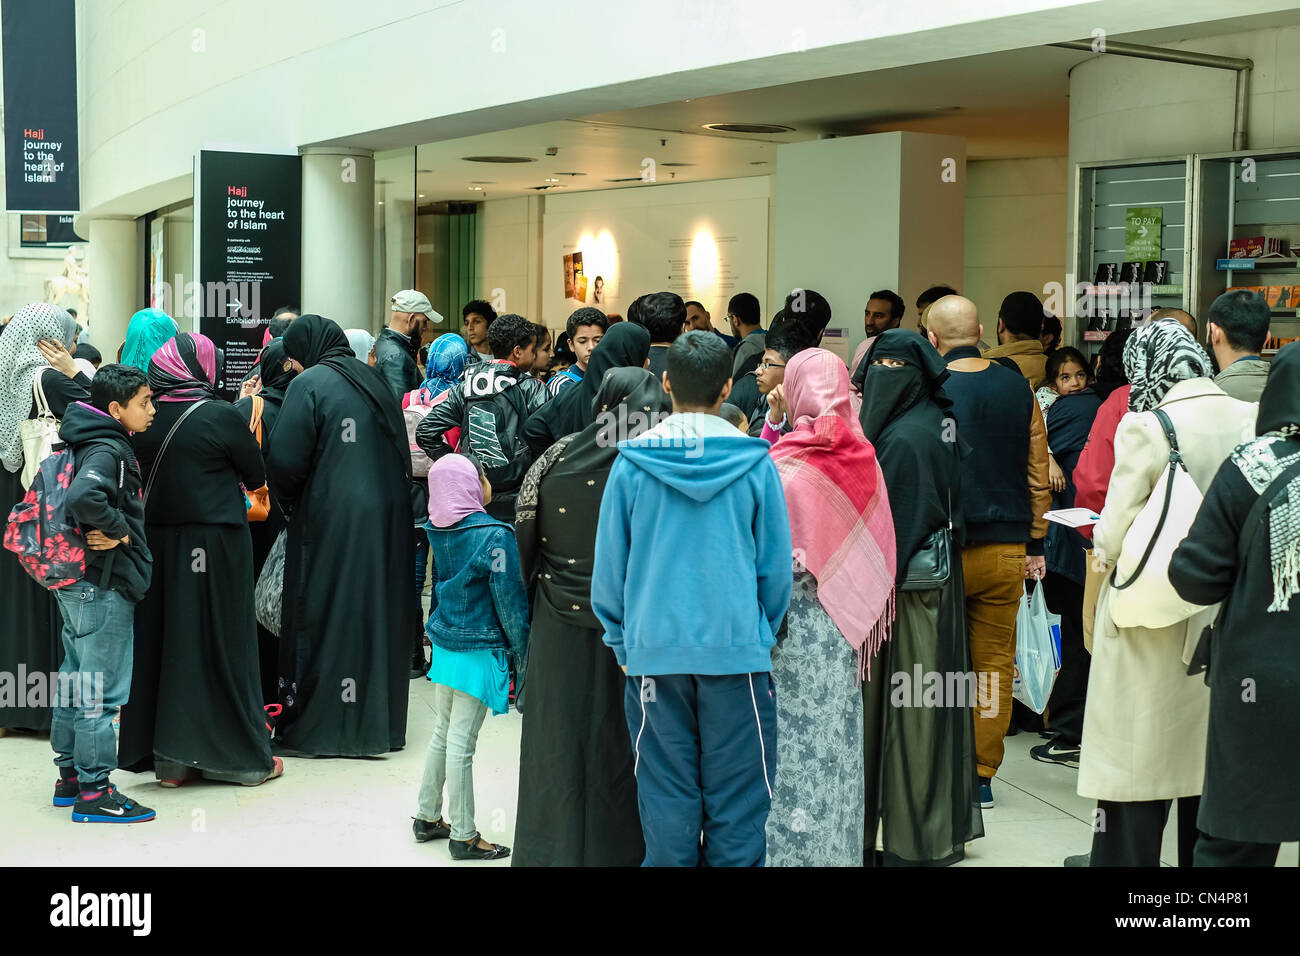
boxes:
[412,453,529,861]
[764,348,896,866]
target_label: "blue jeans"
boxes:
[49,582,136,787]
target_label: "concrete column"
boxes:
[85,217,139,360]
[774,131,965,363]
[300,146,374,327]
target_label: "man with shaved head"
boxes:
[927,295,1052,810]
[1148,307,1197,339]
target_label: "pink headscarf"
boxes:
[427,455,485,528]
[770,349,897,681]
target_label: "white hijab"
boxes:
[343,328,375,363]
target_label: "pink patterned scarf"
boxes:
[769,349,897,681]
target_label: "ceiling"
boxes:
[384,10,1300,204]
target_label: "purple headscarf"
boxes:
[427,454,485,528]
[148,332,218,403]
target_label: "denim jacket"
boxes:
[426,511,530,659]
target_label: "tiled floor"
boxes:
[2,683,1295,867]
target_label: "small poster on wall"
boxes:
[563,251,586,301]
[1124,206,1162,261]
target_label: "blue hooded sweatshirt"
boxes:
[593,412,792,677]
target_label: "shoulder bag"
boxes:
[1109,407,1207,629]
[20,372,61,490]
[245,396,271,522]
[901,490,952,591]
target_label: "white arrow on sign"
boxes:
[1138,225,1148,238]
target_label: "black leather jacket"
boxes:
[372,327,422,400]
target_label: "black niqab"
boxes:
[859,329,964,576]
[256,337,297,404]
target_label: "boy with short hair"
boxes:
[50,364,157,822]
[593,330,792,866]
[548,307,607,397]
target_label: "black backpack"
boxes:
[459,366,534,494]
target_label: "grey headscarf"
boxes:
[57,310,79,351]
[1123,319,1213,412]
[0,303,72,472]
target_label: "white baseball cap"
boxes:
[391,289,443,324]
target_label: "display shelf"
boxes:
[1216,258,1300,270]
[1193,147,1300,323]
[1072,155,1193,350]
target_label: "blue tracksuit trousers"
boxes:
[623,672,777,867]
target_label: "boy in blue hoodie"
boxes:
[593,331,792,866]
[51,364,157,822]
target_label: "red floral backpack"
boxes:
[3,442,120,590]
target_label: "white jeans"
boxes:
[416,682,488,842]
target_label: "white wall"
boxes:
[538,178,772,336]
[73,0,1271,218]
[481,157,1070,353]
[476,196,542,323]
[774,132,965,363]
[964,156,1068,343]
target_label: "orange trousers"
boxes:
[961,541,1026,780]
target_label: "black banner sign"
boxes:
[2,0,80,212]
[195,149,302,398]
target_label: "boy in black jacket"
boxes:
[49,364,157,823]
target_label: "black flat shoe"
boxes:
[412,817,451,842]
[448,832,511,861]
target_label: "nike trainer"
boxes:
[71,785,157,823]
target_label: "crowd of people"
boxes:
[0,277,1295,867]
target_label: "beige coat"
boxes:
[1078,378,1257,802]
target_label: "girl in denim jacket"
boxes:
[412,453,529,861]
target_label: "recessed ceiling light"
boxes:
[418,193,425,198]
[702,123,794,134]
[462,155,537,163]
[377,201,384,205]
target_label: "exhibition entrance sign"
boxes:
[195,149,302,397]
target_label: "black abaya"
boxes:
[267,319,415,757]
[858,330,983,865]
[123,525,272,781]
[234,344,294,706]
[119,398,273,780]
[511,368,663,866]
